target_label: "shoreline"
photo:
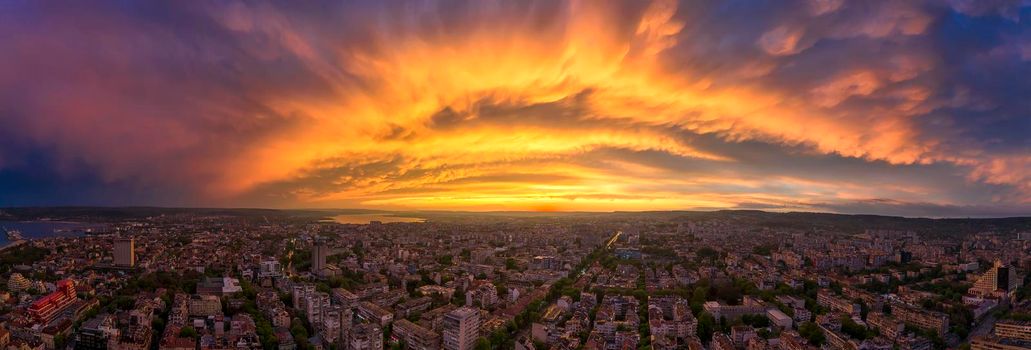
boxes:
[0,239,27,252]
[322,213,426,224]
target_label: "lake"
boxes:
[0,221,104,245]
[324,214,425,224]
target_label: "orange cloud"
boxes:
[1,0,1025,214]
[758,25,807,56]
[187,0,1023,211]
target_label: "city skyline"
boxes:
[1,1,1029,217]
[1,206,1029,350]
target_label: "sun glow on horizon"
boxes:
[0,0,1027,216]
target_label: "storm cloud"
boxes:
[0,0,1028,216]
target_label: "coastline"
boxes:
[322,213,426,224]
[0,221,98,244]
[0,239,27,252]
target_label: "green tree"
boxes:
[179,326,198,339]
[437,255,453,266]
[114,296,135,310]
[839,315,874,340]
[690,285,709,314]
[54,334,67,349]
[798,322,825,346]
[291,319,311,349]
[696,247,720,261]
[474,337,492,350]
[697,312,716,342]
[742,314,770,328]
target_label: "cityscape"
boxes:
[1,1,1030,350]
[0,209,1029,350]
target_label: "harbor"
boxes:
[3,227,25,241]
[0,221,105,250]
[1,227,26,251]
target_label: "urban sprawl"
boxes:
[0,212,1030,350]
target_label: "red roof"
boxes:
[29,279,75,311]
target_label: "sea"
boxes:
[324,214,425,224]
[0,221,104,245]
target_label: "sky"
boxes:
[0,0,1029,217]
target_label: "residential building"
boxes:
[196,276,243,296]
[75,314,118,350]
[994,320,1031,341]
[971,335,1031,350]
[969,261,1020,299]
[28,279,78,323]
[392,319,441,350]
[442,307,480,350]
[313,240,328,274]
[892,303,949,338]
[347,323,383,350]
[114,238,135,267]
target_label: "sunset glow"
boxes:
[1,1,1029,216]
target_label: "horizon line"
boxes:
[2,205,1029,220]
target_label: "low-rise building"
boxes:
[971,335,1031,350]
[392,319,441,350]
[892,303,948,338]
[994,320,1031,341]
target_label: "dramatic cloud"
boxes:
[0,0,1028,216]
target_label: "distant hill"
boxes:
[1,207,1028,237]
[0,206,321,221]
